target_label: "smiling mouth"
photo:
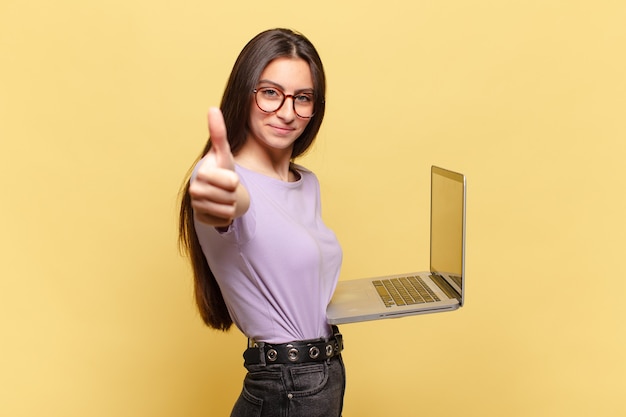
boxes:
[269,124,295,134]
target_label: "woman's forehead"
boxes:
[258,57,313,91]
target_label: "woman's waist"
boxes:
[244,325,343,365]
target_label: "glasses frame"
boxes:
[253,87,315,119]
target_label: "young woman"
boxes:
[179,28,345,417]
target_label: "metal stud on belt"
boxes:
[325,344,333,357]
[267,348,278,362]
[287,345,299,362]
[309,346,320,359]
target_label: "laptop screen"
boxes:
[430,166,466,304]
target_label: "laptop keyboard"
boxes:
[373,276,440,308]
[450,275,462,288]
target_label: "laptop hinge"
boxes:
[429,274,460,300]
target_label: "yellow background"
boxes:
[2,0,625,416]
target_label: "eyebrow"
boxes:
[257,79,314,94]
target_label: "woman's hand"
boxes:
[189,108,247,227]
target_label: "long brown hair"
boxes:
[178,28,327,330]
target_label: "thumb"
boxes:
[207,107,234,169]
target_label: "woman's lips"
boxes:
[269,124,295,135]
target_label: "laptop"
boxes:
[327,166,466,324]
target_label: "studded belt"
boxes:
[243,327,344,365]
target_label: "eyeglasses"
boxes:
[253,87,315,119]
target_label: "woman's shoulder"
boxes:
[291,164,321,192]
[291,163,315,179]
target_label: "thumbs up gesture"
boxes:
[190,108,247,227]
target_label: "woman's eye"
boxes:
[295,94,313,103]
[261,88,280,98]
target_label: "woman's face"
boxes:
[246,57,314,155]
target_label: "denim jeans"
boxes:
[230,355,346,417]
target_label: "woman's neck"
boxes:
[235,146,296,182]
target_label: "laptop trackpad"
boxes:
[329,281,381,312]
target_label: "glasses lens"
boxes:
[255,87,284,113]
[293,94,314,118]
[255,88,315,118]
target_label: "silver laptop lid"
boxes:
[430,166,466,306]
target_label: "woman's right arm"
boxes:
[189,108,250,227]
